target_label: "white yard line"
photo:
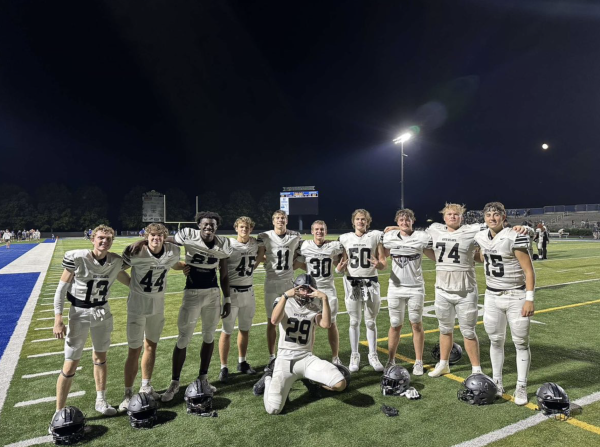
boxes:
[14,391,85,407]
[451,391,600,447]
[22,367,82,379]
[4,435,54,447]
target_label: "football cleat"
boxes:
[253,359,275,396]
[384,361,395,373]
[412,360,424,376]
[200,378,217,395]
[349,353,360,372]
[95,398,117,416]
[514,384,528,406]
[161,381,180,402]
[428,362,450,378]
[331,356,342,366]
[119,389,133,412]
[139,385,160,400]
[368,353,384,372]
[218,367,229,383]
[237,361,256,375]
[494,379,505,398]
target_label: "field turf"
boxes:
[0,235,598,447]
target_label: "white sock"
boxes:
[472,365,482,374]
[349,327,359,353]
[516,347,531,385]
[96,390,106,400]
[366,326,378,355]
[221,364,228,369]
[490,342,505,379]
[141,379,150,387]
[439,360,449,367]
[239,357,246,363]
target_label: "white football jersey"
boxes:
[227,237,259,287]
[383,230,432,288]
[122,243,181,315]
[257,230,302,281]
[62,250,124,305]
[175,228,232,289]
[474,228,531,290]
[339,230,383,278]
[427,223,485,291]
[300,240,344,290]
[275,296,321,359]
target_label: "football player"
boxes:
[2,229,10,248]
[297,220,344,364]
[419,203,529,378]
[338,209,387,372]
[52,225,130,421]
[161,211,232,400]
[255,210,303,362]
[258,274,347,414]
[218,216,259,382]
[118,223,185,410]
[382,209,435,375]
[474,202,535,406]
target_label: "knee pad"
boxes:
[365,319,376,331]
[203,332,215,344]
[176,333,192,350]
[488,333,505,348]
[459,326,476,340]
[60,370,76,378]
[390,317,401,328]
[93,360,107,366]
[512,336,529,351]
[349,318,359,329]
[438,323,454,335]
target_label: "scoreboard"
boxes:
[280,187,318,216]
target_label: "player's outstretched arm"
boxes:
[310,288,331,329]
[117,270,131,287]
[272,288,297,325]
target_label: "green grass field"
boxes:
[1,235,599,447]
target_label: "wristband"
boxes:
[223,296,231,305]
[283,292,290,300]
[525,291,534,302]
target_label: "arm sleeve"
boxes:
[54,281,70,315]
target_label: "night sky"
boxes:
[1,0,598,228]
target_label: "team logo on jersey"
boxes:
[392,254,420,268]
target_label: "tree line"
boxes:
[0,184,279,232]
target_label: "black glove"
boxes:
[381,405,399,417]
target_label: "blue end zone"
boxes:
[0,244,39,269]
[0,273,40,360]
[42,239,56,243]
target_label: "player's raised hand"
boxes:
[336,258,348,273]
[369,256,380,267]
[512,225,529,235]
[306,286,326,300]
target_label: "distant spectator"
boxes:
[3,229,10,249]
[558,229,564,238]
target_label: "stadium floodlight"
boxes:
[542,143,549,150]
[393,131,414,209]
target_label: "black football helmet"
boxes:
[381,365,411,396]
[293,273,317,305]
[536,382,570,420]
[49,406,86,445]
[127,392,158,429]
[457,373,497,405]
[184,379,213,415]
[431,342,463,365]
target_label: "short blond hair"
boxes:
[272,210,288,221]
[311,220,327,231]
[144,223,168,239]
[440,203,466,216]
[352,209,372,229]
[394,208,416,223]
[234,216,255,230]
[91,225,115,241]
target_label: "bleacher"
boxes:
[505,203,600,232]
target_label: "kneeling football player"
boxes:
[254,274,348,415]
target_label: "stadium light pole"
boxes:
[393,131,413,209]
